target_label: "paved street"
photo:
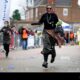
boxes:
[0,45,80,72]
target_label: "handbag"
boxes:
[55,25,64,37]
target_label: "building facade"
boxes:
[26,0,80,23]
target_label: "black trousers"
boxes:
[43,47,56,62]
[42,30,56,62]
[3,44,10,57]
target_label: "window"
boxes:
[35,8,38,17]
[78,0,80,6]
[34,0,47,6]
[55,0,72,7]
[42,0,47,5]
[34,0,40,6]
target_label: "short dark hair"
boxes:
[5,21,9,23]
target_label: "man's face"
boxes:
[46,6,52,13]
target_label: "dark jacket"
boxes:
[0,26,12,44]
[32,12,59,30]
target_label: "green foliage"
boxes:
[12,9,21,20]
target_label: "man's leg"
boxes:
[42,37,50,68]
[6,44,9,58]
[22,40,25,50]
[24,40,27,49]
[49,36,56,63]
[3,44,6,51]
[41,31,52,68]
[42,53,49,68]
[50,47,56,63]
[26,39,28,49]
[3,44,9,58]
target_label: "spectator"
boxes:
[70,31,74,45]
[34,30,39,48]
[0,21,12,58]
[21,26,29,50]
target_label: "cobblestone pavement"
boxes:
[0,45,80,72]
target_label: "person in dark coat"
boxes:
[31,5,60,68]
[0,21,12,58]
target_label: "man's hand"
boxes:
[31,22,40,25]
[31,23,37,25]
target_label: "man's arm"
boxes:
[54,13,59,25]
[31,14,44,25]
[0,27,4,32]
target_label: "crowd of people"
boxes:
[18,26,43,50]
[0,22,43,50]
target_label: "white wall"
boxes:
[26,0,34,7]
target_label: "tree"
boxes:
[12,9,21,20]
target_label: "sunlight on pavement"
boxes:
[60,56,71,60]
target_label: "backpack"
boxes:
[55,25,64,37]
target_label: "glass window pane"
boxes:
[55,0,72,7]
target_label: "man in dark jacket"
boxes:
[31,5,59,68]
[0,21,12,58]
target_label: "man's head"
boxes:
[4,21,9,27]
[23,26,26,29]
[46,5,52,13]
